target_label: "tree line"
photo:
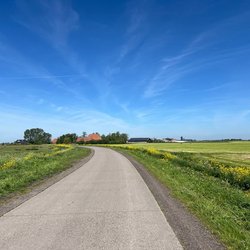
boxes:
[89,132,128,144]
[22,128,128,145]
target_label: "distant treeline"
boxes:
[57,133,78,144]
[79,132,128,144]
[198,139,245,142]
[6,128,128,145]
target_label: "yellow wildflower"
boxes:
[0,159,16,170]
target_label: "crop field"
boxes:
[0,144,90,198]
[124,141,250,153]
[123,142,250,166]
[108,142,250,249]
[113,142,250,189]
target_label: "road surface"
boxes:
[0,147,182,250]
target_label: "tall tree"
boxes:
[24,128,51,144]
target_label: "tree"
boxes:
[82,131,87,137]
[101,132,128,144]
[57,133,77,144]
[24,128,51,144]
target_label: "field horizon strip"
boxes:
[0,144,91,199]
[124,141,250,153]
[104,142,250,250]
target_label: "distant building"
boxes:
[128,138,151,143]
[76,137,85,143]
[77,133,102,143]
[15,139,28,145]
[180,136,195,142]
[85,133,102,142]
[51,138,58,144]
[163,138,176,142]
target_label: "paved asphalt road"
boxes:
[0,147,182,250]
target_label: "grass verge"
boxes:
[0,145,91,198]
[115,147,250,250]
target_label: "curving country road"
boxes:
[0,147,182,250]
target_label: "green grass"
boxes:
[0,144,91,198]
[108,145,250,250]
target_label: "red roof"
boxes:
[85,133,102,141]
[77,133,102,142]
[76,137,85,142]
[51,138,57,144]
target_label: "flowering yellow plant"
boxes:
[55,144,73,149]
[163,152,176,160]
[23,153,35,161]
[0,159,16,170]
[220,165,250,178]
[45,144,73,157]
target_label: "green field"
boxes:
[0,144,90,198]
[126,141,250,153]
[112,142,250,190]
[122,141,250,168]
[108,142,250,249]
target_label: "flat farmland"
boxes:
[123,141,250,167]
[124,141,250,153]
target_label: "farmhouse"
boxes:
[77,133,102,143]
[15,139,28,145]
[163,138,176,142]
[51,138,57,144]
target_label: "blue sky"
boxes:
[0,0,250,142]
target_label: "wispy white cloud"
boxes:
[118,0,149,62]
[143,60,195,98]
[68,109,129,129]
[144,42,250,98]
[15,0,79,48]
[143,31,210,98]
[93,1,152,109]
[126,2,146,36]
[143,9,250,98]
[49,103,64,112]
[14,0,87,76]
[0,104,132,142]
[13,0,118,106]
[201,83,233,93]
[0,37,90,104]
[0,74,84,80]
